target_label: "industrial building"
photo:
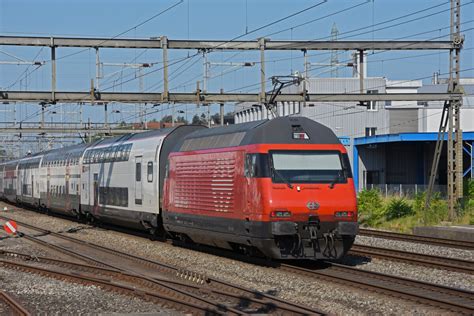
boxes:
[234,77,474,193]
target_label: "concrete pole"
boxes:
[448,103,454,219]
[259,38,266,104]
[95,48,100,90]
[207,104,211,128]
[79,103,83,126]
[220,88,224,126]
[41,104,45,129]
[303,50,307,108]
[161,36,169,102]
[171,104,175,127]
[359,49,364,94]
[88,118,91,143]
[203,51,208,93]
[50,39,56,102]
[104,103,108,129]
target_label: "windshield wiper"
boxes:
[272,168,293,189]
[329,171,343,189]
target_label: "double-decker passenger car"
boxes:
[0,117,358,260]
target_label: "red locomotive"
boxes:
[164,117,358,260]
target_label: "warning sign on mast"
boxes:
[3,220,18,235]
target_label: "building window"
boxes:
[367,89,378,111]
[365,127,377,137]
[385,100,392,106]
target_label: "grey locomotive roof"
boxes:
[177,117,339,152]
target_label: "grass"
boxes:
[357,183,474,233]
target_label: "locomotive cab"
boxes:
[245,146,358,260]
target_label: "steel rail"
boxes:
[0,250,318,315]
[0,259,225,315]
[280,263,474,315]
[0,215,325,315]
[0,290,31,316]
[349,244,474,274]
[359,228,474,250]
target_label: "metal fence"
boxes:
[363,184,447,199]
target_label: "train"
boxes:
[0,117,358,260]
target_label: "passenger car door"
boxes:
[135,156,143,205]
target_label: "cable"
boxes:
[271,1,460,51]
[146,53,201,92]
[224,1,327,43]
[264,1,370,38]
[48,0,184,63]
[2,47,45,90]
[1,1,184,91]
[174,2,466,94]
[233,65,474,123]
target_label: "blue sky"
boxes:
[0,0,473,127]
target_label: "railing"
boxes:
[364,184,447,199]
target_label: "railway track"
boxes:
[349,244,474,275]
[359,228,474,250]
[0,215,325,315]
[280,262,474,315]
[2,213,473,314]
[0,252,243,315]
[0,290,31,316]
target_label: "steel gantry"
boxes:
[0,0,465,210]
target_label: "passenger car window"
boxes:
[147,162,153,182]
[135,162,141,181]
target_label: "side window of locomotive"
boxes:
[135,162,141,182]
[341,153,353,179]
[245,154,270,178]
[245,154,257,177]
[147,162,153,182]
[164,163,169,178]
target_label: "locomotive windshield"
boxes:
[270,150,350,184]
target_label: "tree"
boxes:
[175,116,188,124]
[160,115,172,123]
[192,114,207,125]
[211,113,221,125]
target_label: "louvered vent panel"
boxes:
[174,155,236,213]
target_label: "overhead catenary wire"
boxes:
[173,2,470,93]
[1,0,184,91]
[1,1,470,133]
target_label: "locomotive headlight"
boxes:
[270,209,292,218]
[334,211,355,219]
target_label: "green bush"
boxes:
[413,192,426,214]
[385,198,414,220]
[465,179,474,199]
[357,189,385,225]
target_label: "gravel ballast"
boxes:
[0,267,176,315]
[355,235,474,261]
[1,203,471,315]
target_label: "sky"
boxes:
[0,0,473,152]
